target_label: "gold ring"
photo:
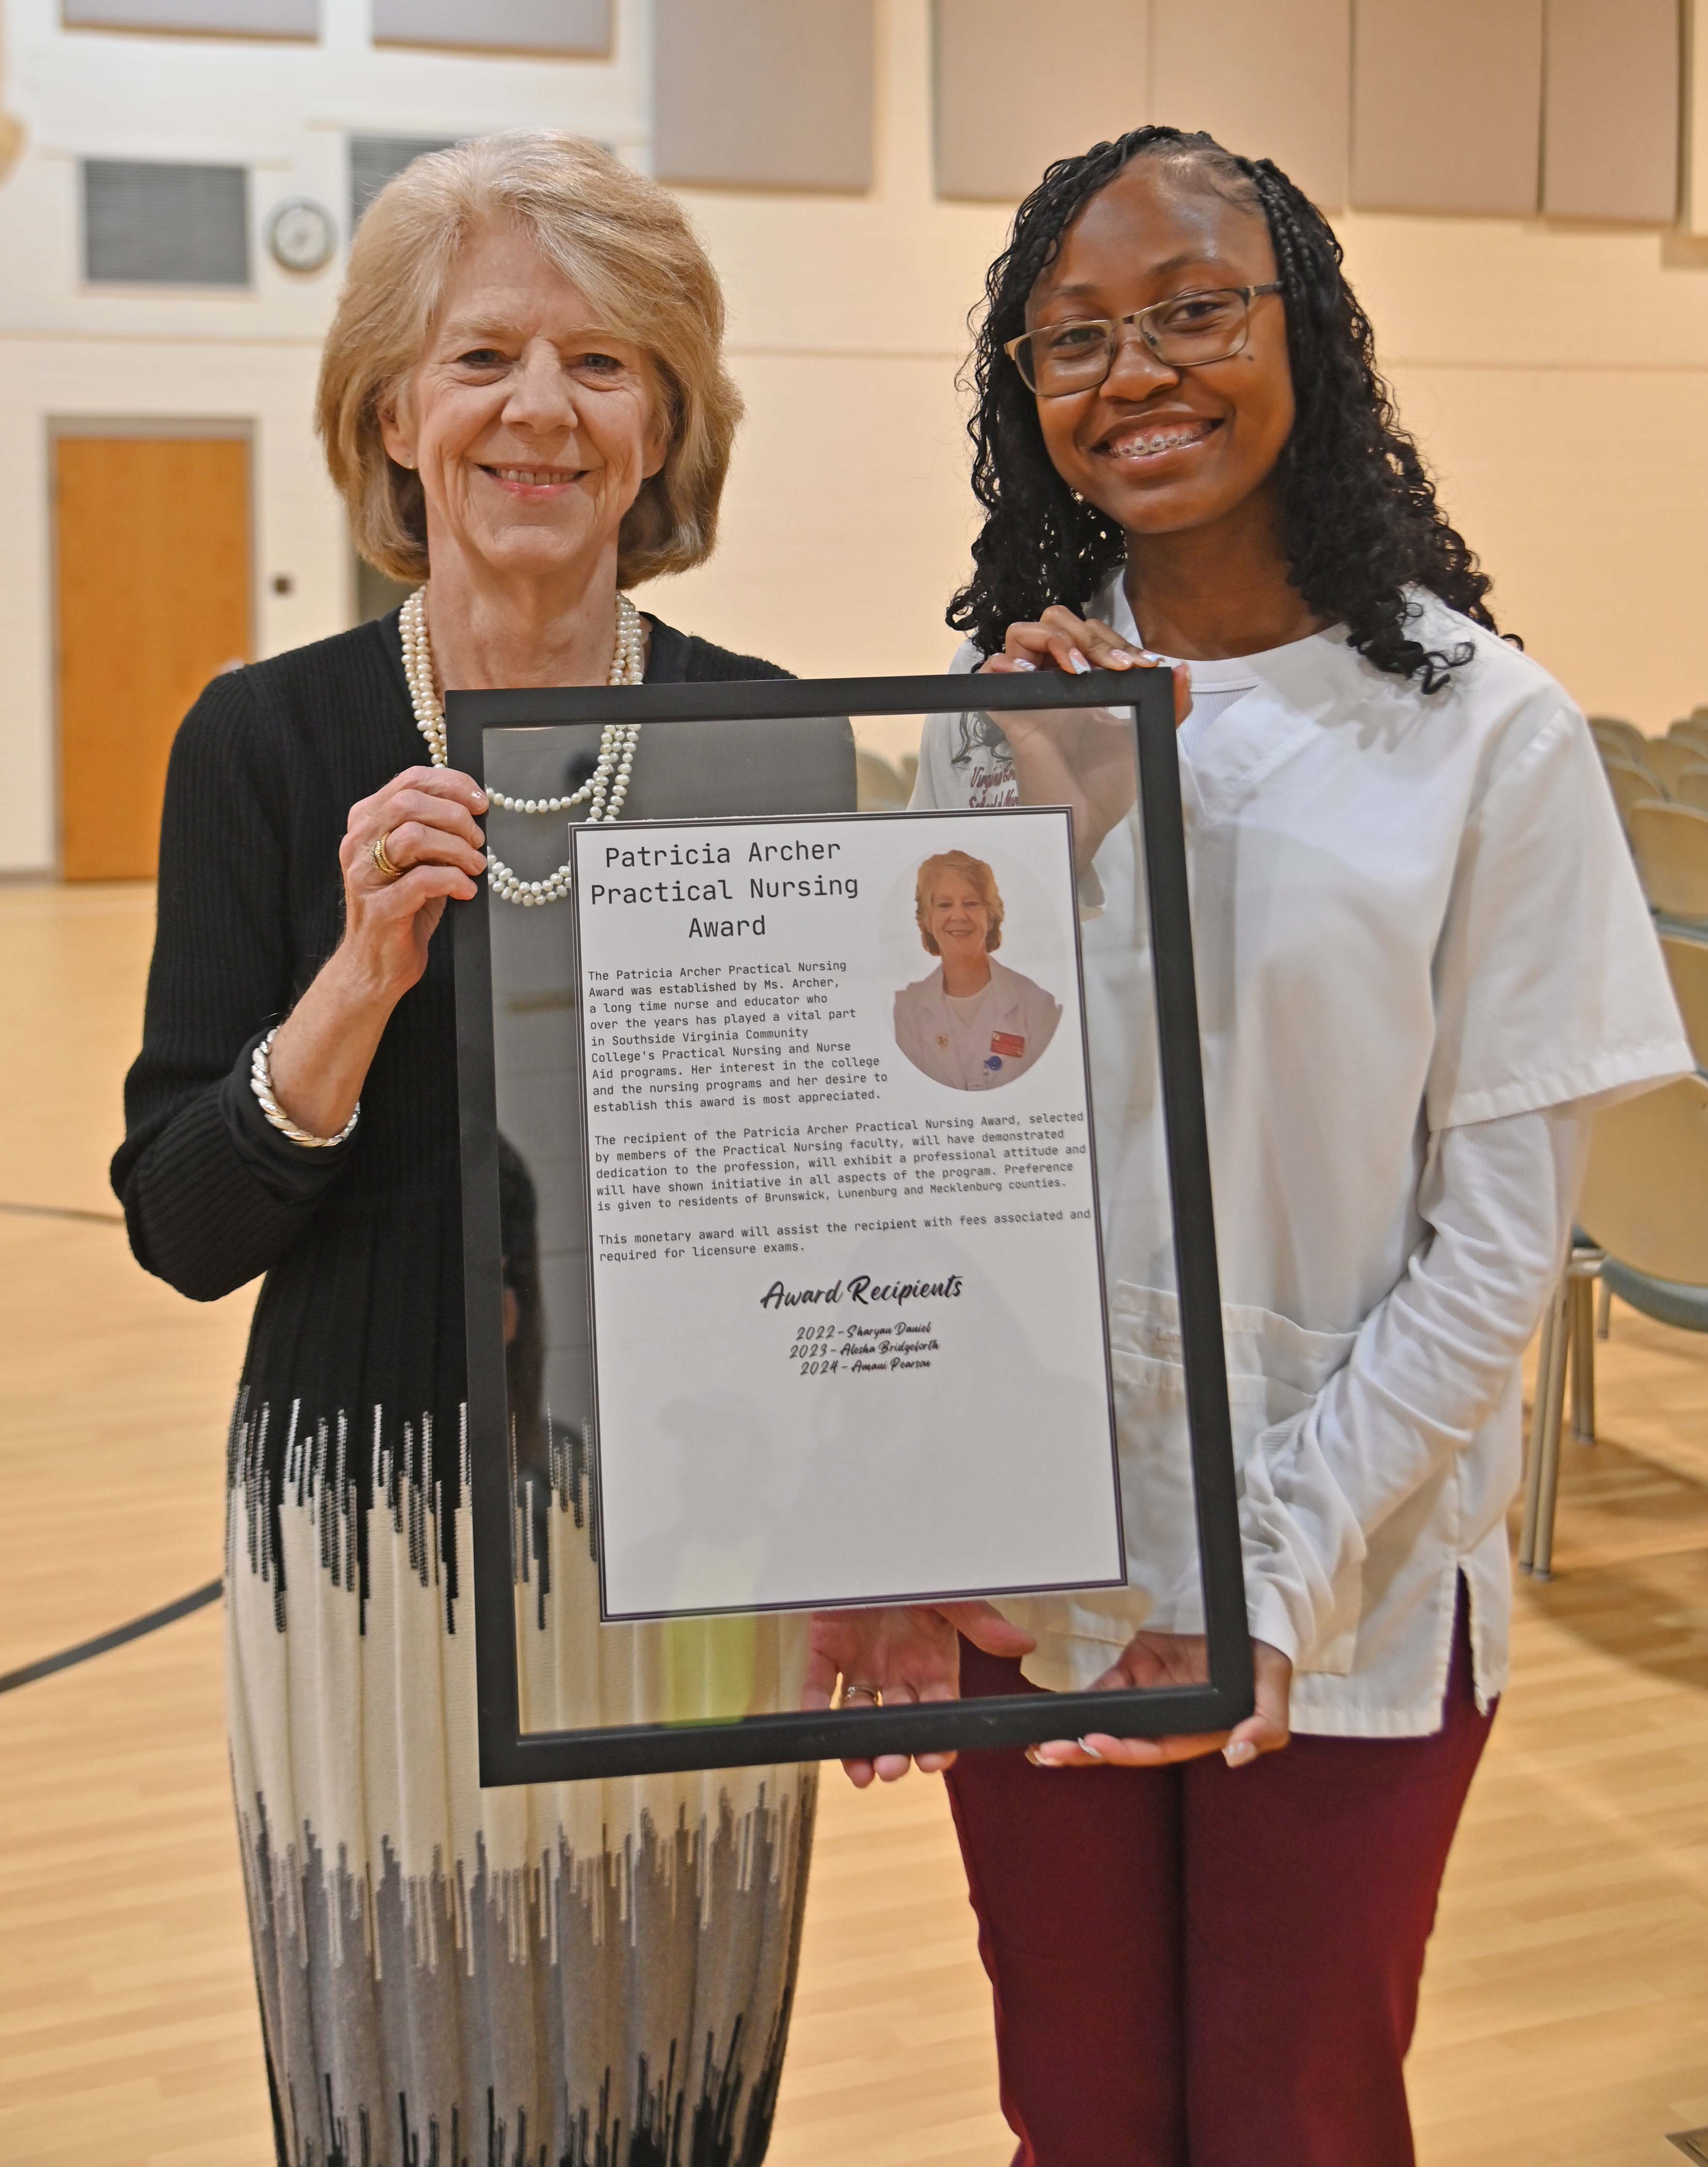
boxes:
[370,830,402,882]
[841,1682,883,1707]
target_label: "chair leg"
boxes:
[1570,1272,1596,1444]
[1520,1282,1562,1573]
[1531,1276,1572,1581]
[1595,1278,1611,1340]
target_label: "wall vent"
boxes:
[82,161,249,286]
[348,136,458,233]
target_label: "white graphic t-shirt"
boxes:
[910,574,1690,1734]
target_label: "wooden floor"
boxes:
[1,879,1705,2167]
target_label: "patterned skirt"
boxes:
[228,1389,817,2167]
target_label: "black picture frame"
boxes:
[450,669,1252,1783]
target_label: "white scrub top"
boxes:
[894,956,1062,1091]
[913,578,1690,1734]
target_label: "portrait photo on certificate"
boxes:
[570,805,1123,1622]
[892,846,1063,1091]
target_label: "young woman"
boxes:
[864,127,1687,2164]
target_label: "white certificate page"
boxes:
[571,806,1123,1620]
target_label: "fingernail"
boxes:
[1106,653,1136,668]
[1010,658,1037,672]
[1068,651,1092,675]
[472,786,488,808]
[1224,1738,1256,1768]
[1075,1738,1105,1760]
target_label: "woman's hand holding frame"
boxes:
[803,1602,1040,1785]
[269,764,489,1143]
[982,609,1190,874]
[1031,1633,1292,1772]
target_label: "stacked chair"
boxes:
[1520,921,1708,1577]
[1675,767,1708,815]
[1589,713,1648,760]
[1523,716,1708,1573]
[854,747,916,811]
[1628,802,1708,924]
[1601,757,1665,825]
[1668,714,1708,813]
[1588,713,1708,925]
[1590,715,1667,829]
[1662,930,1708,1065]
[1641,735,1708,794]
[1662,713,1708,811]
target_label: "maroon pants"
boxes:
[943,1595,1493,2167]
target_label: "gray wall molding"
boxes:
[63,0,317,36]
[370,0,611,57]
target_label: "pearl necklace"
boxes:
[399,584,645,907]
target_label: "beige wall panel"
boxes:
[1691,0,1708,229]
[636,351,978,768]
[1389,359,1708,728]
[652,0,874,192]
[1352,0,1542,214]
[932,0,1148,202]
[1334,206,1708,369]
[1151,0,1350,207]
[1543,0,1678,221]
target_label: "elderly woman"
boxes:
[112,134,850,2166]
[893,848,1061,1091]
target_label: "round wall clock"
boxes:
[265,198,337,274]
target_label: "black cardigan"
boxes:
[112,610,852,1616]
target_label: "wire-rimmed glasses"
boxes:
[1004,283,1284,397]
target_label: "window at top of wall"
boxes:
[62,0,318,34]
[369,0,609,56]
[349,137,460,234]
[82,162,250,286]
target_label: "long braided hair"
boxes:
[948,127,1499,691]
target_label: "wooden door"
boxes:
[55,434,251,881]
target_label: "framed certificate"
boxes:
[450,668,1251,1782]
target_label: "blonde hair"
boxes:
[915,851,1005,954]
[316,131,741,586]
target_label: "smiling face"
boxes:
[928,877,994,965]
[1025,157,1294,543]
[380,217,670,589]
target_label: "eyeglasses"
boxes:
[1004,283,1284,397]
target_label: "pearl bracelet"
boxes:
[249,1028,360,1148]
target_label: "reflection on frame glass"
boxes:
[451,668,1251,1783]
